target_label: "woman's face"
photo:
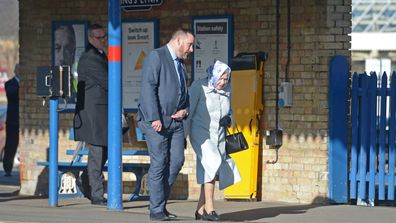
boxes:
[215,72,229,90]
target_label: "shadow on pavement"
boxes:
[0,163,24,201]
[0,194,41,202]
[0,169,20,186]
[123,200,185,211]
[220,204,320,222]
[0,159,20,184]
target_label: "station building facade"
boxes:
[18,0,351,203]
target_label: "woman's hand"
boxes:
[219,116,231,127]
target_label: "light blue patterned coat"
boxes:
[186,78,241,190]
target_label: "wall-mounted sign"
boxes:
[192,16,233,81]
[122,19,159,111]
[121,0,163,11]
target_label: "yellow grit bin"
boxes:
[224,53,265,200]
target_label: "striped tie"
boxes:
[176,58,187,108]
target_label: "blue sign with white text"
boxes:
[121,0,163,7]
[121,0,163,11]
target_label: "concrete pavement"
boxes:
[1,163,396,222]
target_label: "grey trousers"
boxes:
[138,120,185,215]
[87,144,108,201]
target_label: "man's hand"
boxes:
[151,120,162,132]
[171,109,188,121]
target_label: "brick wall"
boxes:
[18,0,351,203]
[260,0,351,203]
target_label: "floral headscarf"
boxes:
[206,60,231,89]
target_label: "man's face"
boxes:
[88,28,107,52]
[54,28,76,66]
[177,33,194,60]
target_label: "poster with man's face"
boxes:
[52,21,88,111]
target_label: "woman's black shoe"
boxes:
[202,210,220,221]
[195,211,203,220]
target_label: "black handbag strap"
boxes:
[226,112,242,138]
[226,128,240,142]
[229,112,241,133]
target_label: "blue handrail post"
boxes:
[328,55,349,203]
[107,0,123,210]
[49,97,59,206]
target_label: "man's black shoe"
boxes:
[164,209,177,219]
[91,198,107,206]
[77,171,91,200]
[150,213,170,221]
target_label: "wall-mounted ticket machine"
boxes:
[224,52,266,200]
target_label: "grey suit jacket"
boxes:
[137,45,189,128]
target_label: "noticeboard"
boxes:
[192,16,233,81]
[122,19,159,112]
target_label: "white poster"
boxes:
[122,20,157,110]
[193,17,231,81]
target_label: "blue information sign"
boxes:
[121,0,163,11]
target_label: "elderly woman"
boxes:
[186,60,241,221]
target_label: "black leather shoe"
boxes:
[164,209,177,219]
[202,210,220,221]
[195,211,203,220]
[77,172,91,200]
[149,213,170,221]
[91,198,107,206]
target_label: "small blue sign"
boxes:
[121,0,163,11]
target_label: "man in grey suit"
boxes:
[73,24,108,206]
[138,29,194,221]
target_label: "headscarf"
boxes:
[206,60,231,89]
